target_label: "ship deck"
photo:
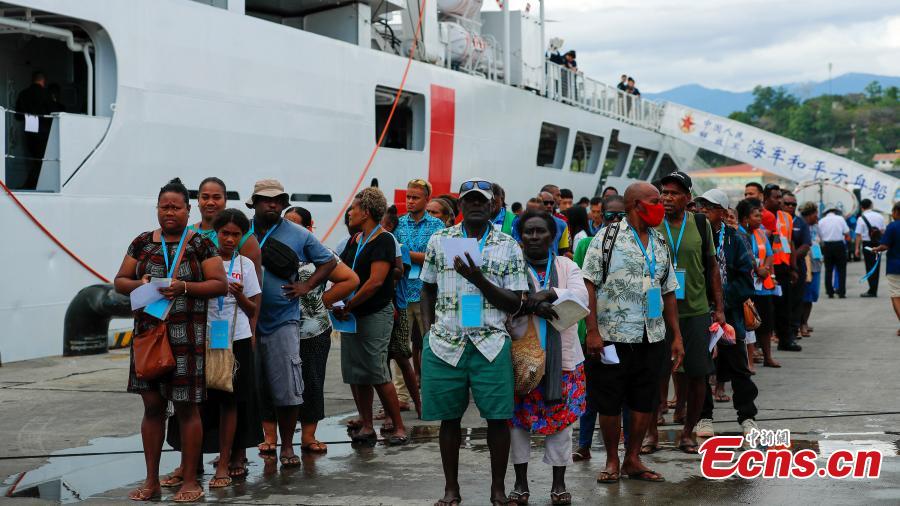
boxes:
[2,261,899,504]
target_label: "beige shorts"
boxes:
[888,274,900,298]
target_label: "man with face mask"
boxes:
[582,182,684,484]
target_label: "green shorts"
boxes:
[421,336,513,421]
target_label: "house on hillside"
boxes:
[873,152,900,171]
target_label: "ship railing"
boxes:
[2,107,110,192]
[544,61,664,131]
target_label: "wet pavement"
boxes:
[2,260,900,504]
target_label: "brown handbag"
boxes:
[133,230,193,381]
[743,298,761,331]
[511,317,546,395]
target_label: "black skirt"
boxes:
[167,338,263,453]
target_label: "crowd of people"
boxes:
[114,172,895,504]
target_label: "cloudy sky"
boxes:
[486,0,900,92]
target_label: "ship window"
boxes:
[375,86,425,151]
[536,122,569,169]
[602,130,630,178]
[570,131,603,174]
[627,147,659,179]
[291,193,333,203]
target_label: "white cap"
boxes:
[695,189,731,209]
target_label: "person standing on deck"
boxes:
[249,179,337,468]
[393,179,445,415]
[645,171,726,455]
[855,199,886,298]
[420,178,528,506]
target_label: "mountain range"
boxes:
[644,73,900,116]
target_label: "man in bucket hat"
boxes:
[249,179,337,468]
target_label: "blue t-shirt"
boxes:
[511,215,568,255]
[881,220,900,275]
[255,218,335,335]
[395,213,445,303]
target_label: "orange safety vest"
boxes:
[771,210,793,266]
[752,229,776,290]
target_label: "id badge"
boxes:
[209,320,230,349]
[459,293,484,328]
[779,235,792,254]
[646,286,662,319]
[811,243,823,261]
[674,269,686,300]
[329,312,357,333]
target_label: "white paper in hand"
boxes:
[600,344,620,365]
[709,326,724,352]
[25,114,39,133]
[549,295,589,331]
[442,238,483,267]
[130,283,164,310]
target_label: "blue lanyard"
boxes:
[238,221,254,250]
[161,227,189,278]
[258,221,280,249]
[663,216,687,268]
[738,224,748,234]
[527,251,554,291]
[493,208,506,226]
[462,225,490,252]
[630,225,656,275]
[218,252,238,312]
[716,226,725,257]
[352,225,382,270]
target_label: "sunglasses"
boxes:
[603,211,626,221]
[783,202,797,207]
[459,180,492,193]
[543,200,556,206]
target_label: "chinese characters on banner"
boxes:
[660,103,899,212]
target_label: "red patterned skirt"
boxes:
[510,363,586,435]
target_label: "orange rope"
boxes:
[321,0,428,242]
[0,178,111,283]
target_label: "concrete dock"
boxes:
[2,261,899,504]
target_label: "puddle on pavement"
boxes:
[0,412,417,503]
[3,420,898,502]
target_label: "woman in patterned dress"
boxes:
[507,210,588,506]
[114,179,227,503]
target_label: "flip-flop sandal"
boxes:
[571,448,591,461]
[550,491,572,505]
[714,393,731,403]
[257,442,277,454]
[346,419,364,431]
[279,455,302,468]
[208,475,232,489]
[387,434,409,446]
[433,498,461,506]
[679,443,699,454]
[508,490,529,504]
[626,469,665,482]
[172,489,205,503]
[228,464,248,479]
[596,470,620,483]
[128,487,161,501]
[640,444,659,455]
[301,441,328,453]
[160,473,184,488]
[380,421,396,434]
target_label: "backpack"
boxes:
[597,221,669,287]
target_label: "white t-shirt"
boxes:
[207,255,261,341]
[573,230,588,245]
[854,210,886,241]
[818,213,850,242]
